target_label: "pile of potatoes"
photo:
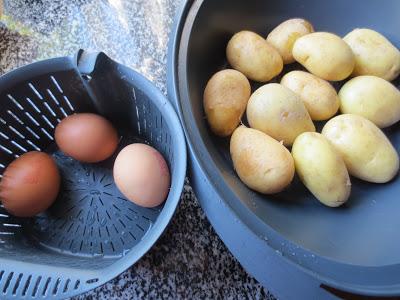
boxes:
[203,18,400,208]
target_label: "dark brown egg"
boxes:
[55,113,119,163]
[0,151,61,217]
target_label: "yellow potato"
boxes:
[226,31,283,82]
[292,132,351,207]
[344,28,400,81]
[322,114,399,183]
[246,83,315,146]
[267,18,314,64]
[281,71,339,121]
[203,69,251,137]
[293,32,355,81]
[230,126,295,194]
[339,75,400,128]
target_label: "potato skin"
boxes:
[344,28,400,81]
[293,32,355,81]
[322,114,399,183]
[227,31,283,82]
[292,132,351,207]
[281,71,339,121]
[339,75,400,128]
[230,126,295,194]
[267,18,314,64]
[246,83,315,146]
[203,69,251,136]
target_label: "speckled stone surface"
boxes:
[0,1,274,299]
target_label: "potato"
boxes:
[292,132,351,207]
[322,114,399,183]
[281,71,339,121]
[339,75,400,128]
[343,28,400,81]
[293,32,355,81]
[246,83,315,146]
[230,126,295,194]
[267,18,314,64]
[226,31,283,82]
[203,69,251,136]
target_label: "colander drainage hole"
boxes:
[74,280,80,290]
[52,278,61,295]
[21,275,31,296]
[86,278,98,284]
[12,273,23,295]
[63,279,70,293]
[2,272,13,294]
[50,76,63,94]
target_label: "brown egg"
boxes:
[0,151,60,217]
[55,113,119,163]
[113,144,170,208]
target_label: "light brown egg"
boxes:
[0,151,61,217]
[113,143,170,208]
[55,113,119,163]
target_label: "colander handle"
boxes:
[75,49,104,75]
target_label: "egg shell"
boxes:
[55,113,119,163]
[113,143,170,208]
[0,151,61,217]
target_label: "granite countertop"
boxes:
[0,0,274,299]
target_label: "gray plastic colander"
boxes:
[0,50,186,299]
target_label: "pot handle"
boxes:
[75,49,104,76]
